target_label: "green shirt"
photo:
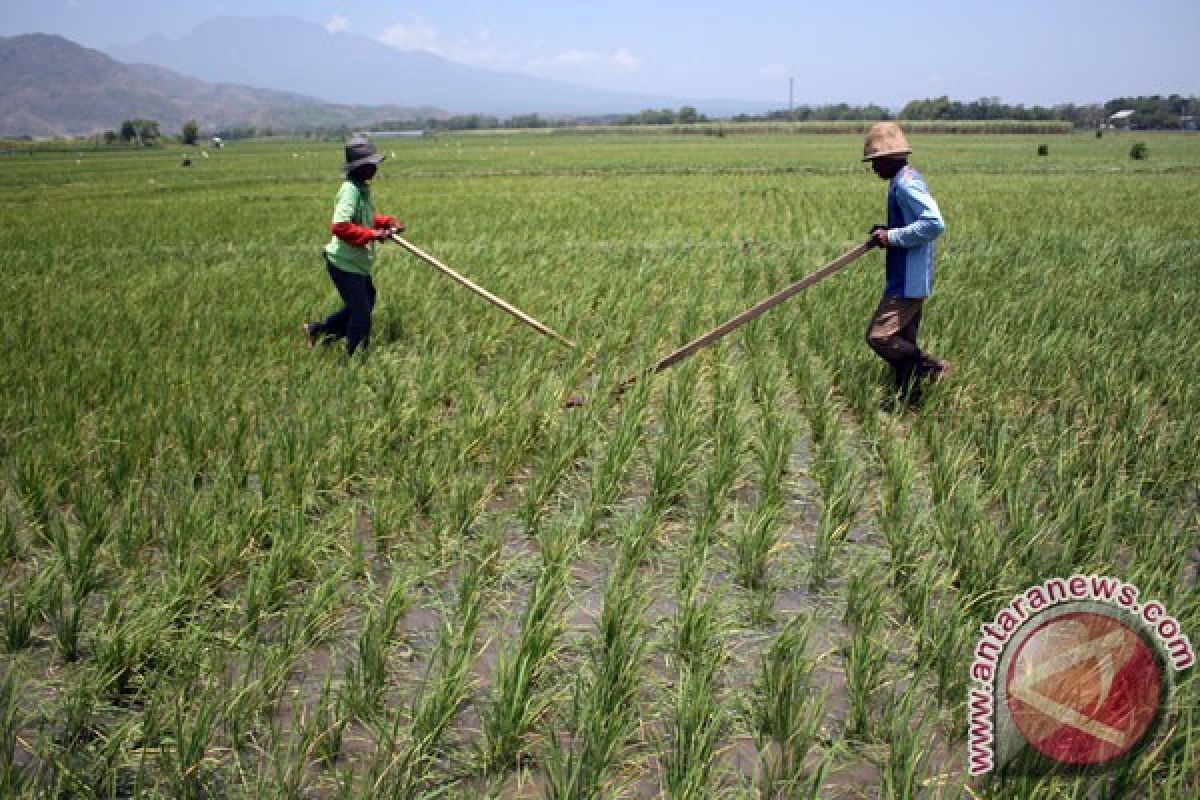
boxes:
[323,179,375,276]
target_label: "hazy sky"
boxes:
[3,0,1197,107]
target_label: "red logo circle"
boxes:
[1005,610,1163,766]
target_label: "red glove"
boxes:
[331,221,379,247]
[373,213,398,230]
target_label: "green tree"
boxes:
[181,120,199,146]
[119,119,161,146]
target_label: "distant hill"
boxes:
[107,16,767,117]
[0,33,443,137]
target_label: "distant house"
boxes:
[1108,109,1136,129]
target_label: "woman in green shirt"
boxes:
[304,134,403,355]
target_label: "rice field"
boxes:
[0,129,1197,798]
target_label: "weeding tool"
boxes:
[609,238,878,397]
[389,233,576,349]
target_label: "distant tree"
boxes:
[119,118,161,146]
[181,120,199,145]
[137,119,160,144]
[509,113,548,129]
[678,105,700,124]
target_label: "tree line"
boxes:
[748,95,1197,130]
[81,94,1199,146]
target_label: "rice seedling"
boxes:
[0,671,20,795]
[664,544,724,800]
[343,572,412,721]
[648,366,704,516]
[581,379,650,538]
[377,564,483,796]
[44,580,83,663]
[661,658,724,800]
[756,615,825,796]
[731,501,783,598]
[700,364,747,526]
[3,589,36,653]
[544,548,649,800]
[163,688,221,800]
[843,578,887,739]
[481,521,572,771]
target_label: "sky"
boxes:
[2,0,1197,108]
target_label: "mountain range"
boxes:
[0,33,446,138]
[1,17,772,137]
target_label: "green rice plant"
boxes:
[380,565,483,796]
[880,688,928,800]
[803,381,837,450]
[808,515,834,593]
[754,406,795,510]
[520,409,591,532]
[0,671,19,795]
[731,501,782,593]
[664,570,724,799]
[756,616,824,796]
[163,689,220,800]
[344,572,412,721]
[649,367,704,516]
[843,583,886,740]
[876,437,921,587]
[256,705,320,800]
[614,504,663,574]
[58,668,101,747]
[843,560,884,636]
[811,433,860,531]
[3,589,36,653]
[481,522,571,771]
[662,660,723,800]
[544,559,648,800]
[11,451,60,535]
[701,366,746,524]
[44,514,101,608]
[311,675,346,767]
[581,379,650,538]
[673,585,721,670]
[0,508,17,562]
[44,580,83,663]
[111,490,151,569]
[677,512,716,598]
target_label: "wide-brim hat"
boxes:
[344,134,385,172]
[862,122,912,161]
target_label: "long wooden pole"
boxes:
[390,234,576,349]
[614,240,875,394]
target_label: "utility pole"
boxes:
[789,77,794,116]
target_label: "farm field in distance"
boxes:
[0,129,1197,798]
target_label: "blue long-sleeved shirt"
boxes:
[884,165,945,297]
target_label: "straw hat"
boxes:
[343,134,385,173]
[862,122,912,161]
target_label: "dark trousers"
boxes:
[865,295,942,389]
[314,260,376,355]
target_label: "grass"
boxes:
[0,130,1196,797]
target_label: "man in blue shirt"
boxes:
[862,122,950,406]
